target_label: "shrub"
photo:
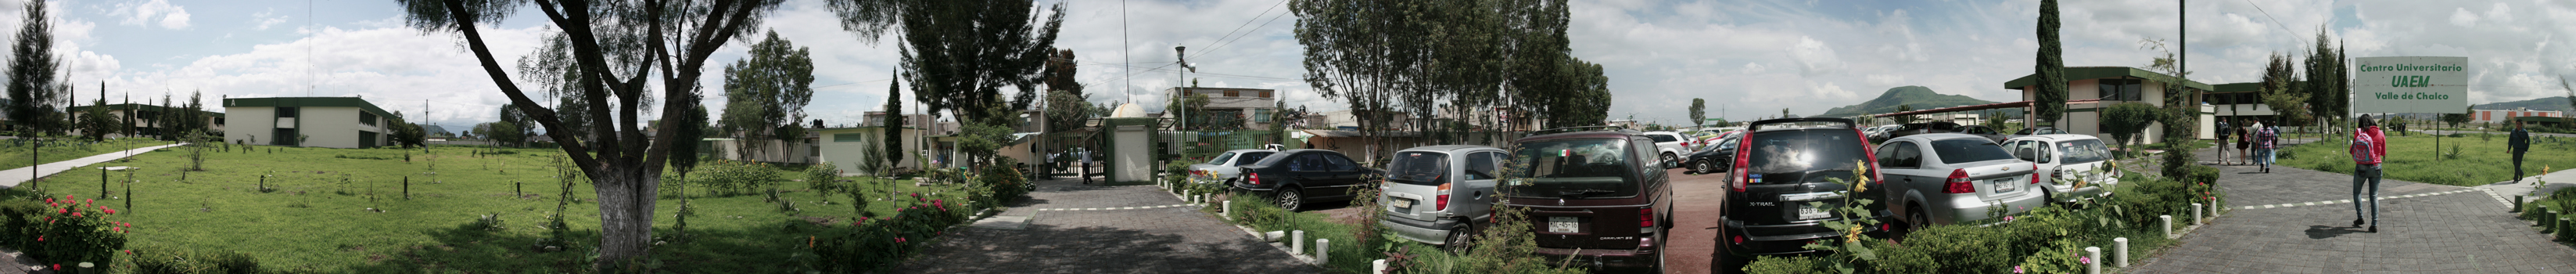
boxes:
[806,161,842,193]
[1741,255,1831,274]
[0,193,130,267]
[129,247,261,274]
[694,160,783,196]
[978,157,1028,210]
[809,191,970,272]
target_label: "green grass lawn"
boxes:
[2276,132,2576,186]
[0,137,171,171]
[20,144,968,272]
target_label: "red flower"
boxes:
[105,208,114,215]
[124,250,132,254]
[52,264,58,270]
[64,195,74,200]
[36,236,41,242]
[57,208,66,214]
[70,212,81,218]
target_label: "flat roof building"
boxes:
[222,97,401,148]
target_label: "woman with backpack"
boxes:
[2351,114,2388,233]
[2254,118,2280,173]
[2235,118,2253,165]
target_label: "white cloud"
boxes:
[1742,62,1769,74]
[250,9,288,31]
[110,0,189,30]
[1788,36,1843,77]
[2452,8,2481,27]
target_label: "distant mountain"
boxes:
[1816,86,2021,118]
[2475,96,2573,113]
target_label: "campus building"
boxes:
[2473,108,2562,124]
[2004,67,2218,143]
[221,97,402,149]
[1164,87,1283,130]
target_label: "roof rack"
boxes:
[1534,125,1638,135]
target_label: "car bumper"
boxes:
[1381,216,1462,245]
[1929,192,2048,225]
[1725,211,1896,256]
[1535,247,1657,269]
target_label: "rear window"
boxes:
[1745,129,1870,184]
[1236,152,1274,165]
[1649,135,1679,142]
[1508,139,1638,198]
[2055,139,2111,164]
[1205,152,1237,165]
[1387,152,1450,186]
[1931,138,2015,164]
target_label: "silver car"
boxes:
[2004,135,2122,204]
[1376,145,1506,250]
[1188,149,1279,184]
[1878,134,2046,227]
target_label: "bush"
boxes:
[806,161,842,193]
[978,157,1028,210]
[130,247,261,274]
[693,160,783,196]
[1741,255,1831,274]
[808,191,970,272]
[0,193,130,267]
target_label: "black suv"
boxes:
[1232,149,1383,211]
[1720,117,1892,260]
[1503,126,1674,271]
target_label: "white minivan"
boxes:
[2002,135,2121,204]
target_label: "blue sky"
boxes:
[23,0,2574,128]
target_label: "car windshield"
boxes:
[1745,129,1869,184]
[1235,152,1273,165]
[1508,139,1638,198]
[1204,152,1236,165]
[1387,152,1451,186]
[1649,135,1679,142]
[1932,138,2015,164]
[2055,139,2111,164]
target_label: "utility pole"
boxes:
[1174,45,1194,132]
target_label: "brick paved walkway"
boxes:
[2129,144,2576,273]
[897,176,1315,274]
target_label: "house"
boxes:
[66,103,226,139]
[2205,82,2281,128]
[1318,110,1413,129]
[221,97,402,148]
[1164,87,1283,130]
[812,112,938,175]
[2474,107,2562,124]
[2006,67,2216,144]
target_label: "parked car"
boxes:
[2004,135,2121,204]
[1871,121,1964,143]
[1376,146,1509,251]
[1683,134,1740,174]
[1718,117,1891,258]
[1505,127,1674,271]
[2004,127,2068,140]
[1231,150,1384,211]
[1864,124,1900,142]
[1189,149,1279,184]
[1954,125,2011,143]
[1878,133,2046,229]
[1641,131,1693,168]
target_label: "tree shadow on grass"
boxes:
[896,223,1317,274]
[344,218,834,273]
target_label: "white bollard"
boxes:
[1223,200,1233,221]
[2113,237,2129,268]
[1372,259,1388,273]
[1293,230,1307,255]
[1265,231,1286,242]
[2085,247,2101,274]
[2160,215,2174,239]
[1317,238,1332,264]
[2191,203,2204,225]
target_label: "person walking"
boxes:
[2235,119,2253,165]
[2217,119,2233,164]
[2513,122,2531,182]
[2351,115,2388,233]
[2255,118,2280,173]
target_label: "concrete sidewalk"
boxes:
[0,143,185,189]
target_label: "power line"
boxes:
[2237,0,2314,47]
[1196,8,1297,62]
[1200,0,1292,52]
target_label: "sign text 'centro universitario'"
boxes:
[2353,56,2468,114]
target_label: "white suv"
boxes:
[2002,135,2121,204]
[1641,131,1692,168]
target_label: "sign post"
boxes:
[2352,56,2470,114]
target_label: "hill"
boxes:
[1816,85,2020,117]
[2475,96,2573,113]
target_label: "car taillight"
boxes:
[1249,173,1261,185]
[1731,235,1745,244]
[1640,207,1655,228]
[1943,168,1976,193]
[2030,163,2040,184]
[1436,183,1453,211]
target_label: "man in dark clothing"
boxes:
[2513,123,2531,182]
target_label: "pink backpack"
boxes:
[2349,130,2377,163]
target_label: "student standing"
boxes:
[2513,123,2531,182]
[2255,119,2279,173]
[2217,119,2233,164]
[2351,115,2388,233]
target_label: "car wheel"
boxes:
[1442,228,1474,253]
[1662,153,1680,169]
[1275,187,1304,211]
[1906,204,1932,235]
[1653,225,1670,273]
[1694,160,1717,174]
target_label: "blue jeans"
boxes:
[2353,164,2382,225]
[2254,148,2276,168]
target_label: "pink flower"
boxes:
[2080,256,2093,265]
[105,208,114,215]
[36,236,41,242]
[2013,265,2023,273]
[70,211,81,218]
[897,237,907,243]
[123,250,131,254]
[2003,216,2015,222]
[57,208,66,214]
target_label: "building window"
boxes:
[2100,79,2144,101]
[360,112,378,125]
[1224,90,1240,97]
[1259,90,1272,98]
[1252,109,1272,123]
[276,106,299,118]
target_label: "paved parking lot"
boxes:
[2128,145,2576,273]
[898,177,1315,274]
[1667,168,1730,274]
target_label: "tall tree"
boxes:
[495,103,532,146]
[399,0,847,265]
[718,31,817,161]
[2259,52,2311,128]
[670,91,708,176]
[865,1,1065,166]
[1688,98,1706,128]
[2142,38,2196,177]
[8,0,63,137]
[2302,28,2349,133]
[881,71,905,166]
[75,92,114,142]
[2033,0,2068,128]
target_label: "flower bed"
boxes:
[1744,164,2221,273]
[0,189,131,271]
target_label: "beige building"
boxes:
[222,97,401,148]
[2007,67,2217,144]
[1164,87,1283,130]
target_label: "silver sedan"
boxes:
[1876,133,2047,228]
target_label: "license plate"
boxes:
[1990,178,2018,193]
[1798,204,1832,220]
[1389,198,1414,209]
[1548,217,1580,233]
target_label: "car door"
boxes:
[1315,153,1367,199]
[1285,153,1324,189]
[1459,151,1505,221]
[1875,141,1925,214]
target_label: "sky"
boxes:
[13,0,2575,129]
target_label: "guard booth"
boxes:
[1097,117,1161,183]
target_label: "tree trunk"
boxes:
[590,166,661,269]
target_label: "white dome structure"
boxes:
[1108,103,1148,118]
